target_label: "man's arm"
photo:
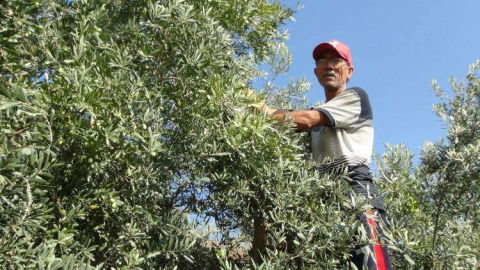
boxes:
[245,89,331,130]
[269,109,331,130]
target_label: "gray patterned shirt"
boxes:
[311,87,385,210]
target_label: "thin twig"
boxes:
[20,177,32,224]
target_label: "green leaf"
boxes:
[0,101,20,110]
[20,147,34,155]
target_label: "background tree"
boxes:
[375,61,480,269]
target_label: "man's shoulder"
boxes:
[346,87,369,98]
[335,87,369,102]
[347,87,373,120]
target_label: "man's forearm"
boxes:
[269,109,330,130]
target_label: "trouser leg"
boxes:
[351,210,393,270]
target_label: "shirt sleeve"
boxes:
[315,89,361,128]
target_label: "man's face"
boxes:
[314,50,354,91]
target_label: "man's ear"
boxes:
[348,66,354,80]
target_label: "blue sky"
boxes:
[275,0,480,163]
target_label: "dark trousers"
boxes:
[351,210,393,270]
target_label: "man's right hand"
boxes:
[249,100,276,115]
[244,89,276,115]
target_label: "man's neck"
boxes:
[324,85,347,101]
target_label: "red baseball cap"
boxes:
[312,39,353,67]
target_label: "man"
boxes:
[254,40,392,269]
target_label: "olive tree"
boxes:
[1,0,367,268]
[375,61,480,269]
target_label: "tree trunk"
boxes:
[251,215,268,264]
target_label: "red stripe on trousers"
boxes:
[367,217,387,270]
